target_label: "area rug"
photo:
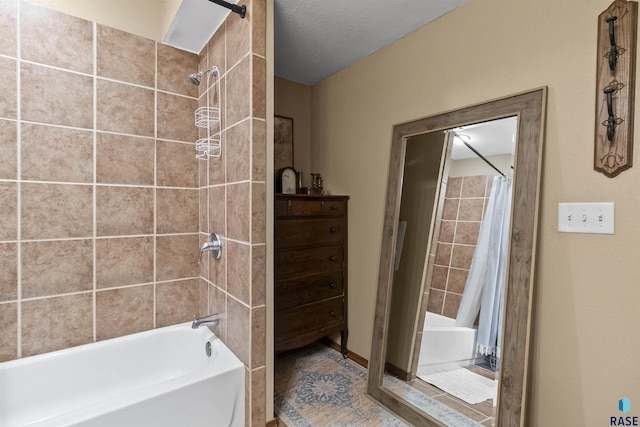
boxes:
[274,343,409,427]
[417,368,497,405]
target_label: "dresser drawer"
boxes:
[275,218,345,249]
[275,297,344,345]
[322,199,347,216]
[275,245,344,279]
[275,270,344,311]
[275,199,323,218]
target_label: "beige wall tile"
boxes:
[434,242,452,266]
[251,183,265,244]
[442,293,462,318]
[0,303,17,362]
[250,367,267,427]
[157,43,199,97]
[226,120,251,183]
[251,306,266,368]
[96,237,154,289]
[0,243,17,302]
[252,119,266,181]
[156,140,198,188]
[431,265,448,290]
[206,235,226,289]
[226,56,251,126]
[442,198,459,220]
[157,188,199,234]
[96,133,154,185]
[227,182,250,242]
[208,146,225,185]
[461,175,488,198]
[199,188,208,234]
[458,199,484,221]
[209,185,227,236]
[207,283,226,341]
[0,1,16,56]
[439,221,455,243]
[21,123,93,183]
[447,268,469,294]
[97,25,155,87]
[454,221,481,245]
[156,279,199,327]
[157,92,199,142]
[226,296,250,366]
[0,119,17,179]
[20,1,93,74]
[227,240,250,304]
[251,0,266,57]
[427,288,445,315]
[96,186,154,236]
[252,55,266,119]
[22,293,93,357]
[205,24,226,76]
[450,245,475,270]
[96,286,154,341]
[251,245,265,306]
[96,79,154,136]
[0,57,16,119]
[21,63,93,128]
[22,240,92,298]
[0,182,16,241]
[226,8,250,70]
[22,183,92,240]
[446,177,463,198]
[156,234,199,281]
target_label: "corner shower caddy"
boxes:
[195,66,221,159]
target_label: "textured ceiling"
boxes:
[273,0,468,85]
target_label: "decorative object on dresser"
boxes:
[274,194,349,357]
[276,166,298,194]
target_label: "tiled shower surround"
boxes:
[0,1,268,426]
[427,175,492,318]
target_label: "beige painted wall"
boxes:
[274,77,312,185]
[310,0,640,424]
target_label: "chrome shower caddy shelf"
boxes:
[194,66,221,160]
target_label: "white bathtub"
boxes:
[0,322,244,427]
[417,312,479,368]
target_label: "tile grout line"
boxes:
[92,20,98,343]
[153,40,158,330]
[15,0,22,359]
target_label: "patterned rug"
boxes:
[274,343,408,427]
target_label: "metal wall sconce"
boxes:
[594,0,638,177]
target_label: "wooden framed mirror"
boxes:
[367,88,547,426]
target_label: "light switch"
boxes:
[558,202,614,234]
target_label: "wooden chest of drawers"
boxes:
[274,194,349,356]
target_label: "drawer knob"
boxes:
[330,256,336,261]
[329,282,335,288]
[330,311,335,316]
[331,205,338,210]
[330,227,336,232]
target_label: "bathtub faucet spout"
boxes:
[192,313,220,329]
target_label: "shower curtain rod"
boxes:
[453,132,506,177]
[208,0,246,18]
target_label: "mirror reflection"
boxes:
[382,117,518,426]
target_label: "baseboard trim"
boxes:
[384,362,413,381]
[319,337,368,368]
[266,418,279,427]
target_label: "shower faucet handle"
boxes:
[199,232,222,263]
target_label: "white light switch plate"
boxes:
[558,202,614,234]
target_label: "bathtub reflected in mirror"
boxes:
[367,89,547,427]
[383,117,516,426]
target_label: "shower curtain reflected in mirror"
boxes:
[455,175,513,369]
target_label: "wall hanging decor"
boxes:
[594,0,638,177]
